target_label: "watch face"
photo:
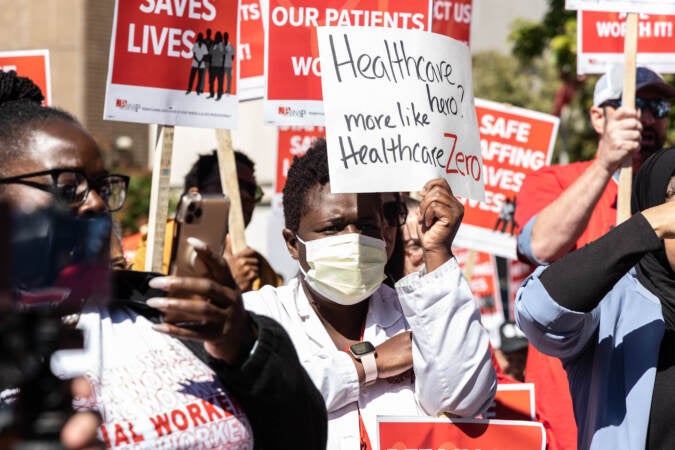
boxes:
[350,341,375,356]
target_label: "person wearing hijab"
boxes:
[516,146,675,449]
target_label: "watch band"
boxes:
[349,341,378,385]
[360,351,378,385]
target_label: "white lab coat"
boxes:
[243,258,496,450]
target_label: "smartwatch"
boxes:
[349,341,378,385]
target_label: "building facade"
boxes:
[0,0,148,170]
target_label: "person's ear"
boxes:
[282,228,299,260]
[590,106,606,135]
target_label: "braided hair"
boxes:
[0,70,44,105]
[0,71,77,176]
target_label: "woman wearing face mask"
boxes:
[237,139,496,450]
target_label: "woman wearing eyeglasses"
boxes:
[0,73,327,449]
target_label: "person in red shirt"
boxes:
[515,65,675,450]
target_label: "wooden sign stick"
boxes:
[462,249,477,282]
[215,129,247,254]
[616,12,638,224]
[144,125,174,273]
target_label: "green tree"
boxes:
[506,0,600,163]
[115,169,152,236]
[472,50,558,112]
[509,0,576,75]
[472,50,598,164]
[506,1,675,162]
[113,169,181,237]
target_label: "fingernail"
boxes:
[152,323,169,333]
[146,297,168,308]
[187,237,208,251]
[148,277,171,290]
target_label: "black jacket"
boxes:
[113,270,328,450]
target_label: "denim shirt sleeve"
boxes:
[515,266,600,361]
[517,215,549,266]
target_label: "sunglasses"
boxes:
[0,168,129,212]
[382,200,408,228]
[602,97,671,119]
[239,180,264,203]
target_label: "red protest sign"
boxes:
[104,0,239,128]
[378,417,545,450]
[485,383,536,421]
[453,99,558,259]
[0,50,51,105]
[110,1,236,90]
[454,248,502,315]
[578,11,675,74]
[453,248,504,345]
[239,0,265,99]
[431,0,472,45]
[566,0,675,14]
[264,0,432,125]
[275,126,326,194]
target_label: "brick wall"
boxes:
[85,1,149,170]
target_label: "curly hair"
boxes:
[282,137,330,232]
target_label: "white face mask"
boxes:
[297,233,387,306]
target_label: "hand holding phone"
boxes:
[169,192,230,277]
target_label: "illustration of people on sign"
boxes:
[186,30,235,99]
[493,196,518,235]
[477,294,496,315]
[222,32,235,96]
[200,28,214,93]
[186,32,208,96]
[207,31,226,100]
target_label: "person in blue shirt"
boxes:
[516,146,675,449]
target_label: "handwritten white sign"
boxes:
[566,0,675,14]
[317,26,484,199]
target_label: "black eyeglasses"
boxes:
[239,180,264,203]
[382,200,408,228]
[0,168,130,212]
[602,97,671,119]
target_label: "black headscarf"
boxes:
[633,146,675,329]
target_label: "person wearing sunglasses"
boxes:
[513,65,675,450]
[185,150,282,291]
[381,192,408,285]
[400,196,425,276]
